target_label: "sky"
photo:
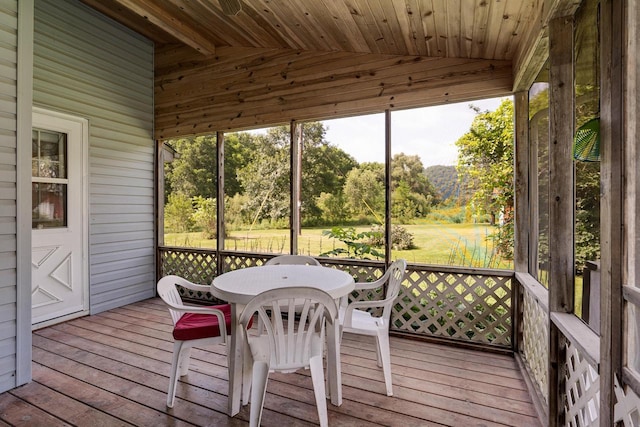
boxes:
[321,96,509,167]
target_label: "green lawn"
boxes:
[165,222,513,269]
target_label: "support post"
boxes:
[599,0,624,424]
[290,121,301,254]
[217,131,225,274]
[384,109,391,267]
[548,15,575,427]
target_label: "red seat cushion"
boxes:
[173,304,232,341]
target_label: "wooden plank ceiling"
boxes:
[79,0,547,138]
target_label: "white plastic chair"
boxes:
[238,287,338,427]
[339,259,407,396]
[264,254,321,266]
[257,254,321,334]
[157,275,231,408]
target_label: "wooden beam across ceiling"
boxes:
[110,0,217,55]
[155,45,512,138]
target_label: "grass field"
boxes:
[165,222,514,269]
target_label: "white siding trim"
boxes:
[16,0,34,386]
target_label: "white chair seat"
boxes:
[340,307,384,335]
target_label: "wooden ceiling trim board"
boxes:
[251,0,312,50]
[155,46,316,78]
[430,0,448,57]
[155,50,363,94]
[313,0,371,52]
[444,0,461,58]
[511,0,547,90]
[228,1,296,48]
[500,0,534,62]
[79,0,179,44]
[418,0,438,56]
[484,0,507,59]
[287,0,342,51]
[156,79,511,137]
[168,0,252,47]
[374,0,409,55]
[155,53,499,113]
[302,0,367,52]
[345,0,384,54]
[459,0,474,58]
[155,59,511,127]
[154,57,486,116]
[395,0,427,56]
[361,0,398,55]
[111,0,218,55]
[470,0,490,59]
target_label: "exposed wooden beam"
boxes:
[512,0,581,91]
[112,0,216,55]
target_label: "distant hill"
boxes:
[425,165,464,202]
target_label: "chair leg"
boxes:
[376,332,393,396]
[178,347,192,377]
[249,361,270,427]
[242,338,253,405]
[167,341,184,408]
[310,355,329,427]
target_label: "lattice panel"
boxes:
[522,289,549,404]
[564,339,600,427]
[393,268,513,347]
[221,252,268,272]
[614,375,640,426]
[160,248,219,302]
[159,248,514,347]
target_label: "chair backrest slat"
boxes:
[239,287,337,370]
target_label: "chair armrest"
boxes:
[175,280,211,294]
[164,300,229,338]
[353,273,387,291]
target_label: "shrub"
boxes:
[319,226,384,259]
[164,193,194,232]
[191,196,217,239]
[368,225,415,250]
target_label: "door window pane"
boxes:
[32,183,67,228]
[32,129,68,229]
[32,129,67,178]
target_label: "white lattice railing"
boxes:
[522,286,549,404]
[160,247,514,348]
[614,375,640,426]
[564,338,600,426]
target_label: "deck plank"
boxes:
[0,297,542,426]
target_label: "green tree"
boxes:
[165,136,217,199]
[456,100,514,225]
[299,122,357,222]
[238,131,290,225]
[391,153,438,221]
[164,193,194,233]
[455,99,514,258]
[343,164,384,220]
[191,197,217,239]
[317,191,348,223]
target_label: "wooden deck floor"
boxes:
[0,298,541,426]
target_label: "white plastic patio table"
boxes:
[211,264,355,417]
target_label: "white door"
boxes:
[31,108,88,327]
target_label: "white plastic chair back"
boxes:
[379,259,407,324]
[238,287,337,427]
[239,287,337,371]
[265,254,321,266]
[157,274,194,325]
